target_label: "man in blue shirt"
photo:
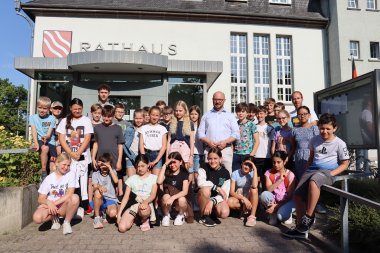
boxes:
[198,91,240,174]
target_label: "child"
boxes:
[50,101,64,156]
[264,98,276,125]
[271,110,295,168]
[167,100,194,169]
[292,106,319,180]
[117,154,158,232]
[29,96,57,180]
[197,148,230,227]
[87,103,103,214]
[283,113,349,239]
[91,153,118,229]
[232,102,259,172]
[160,106,173,131]
[91,105,125,201]
[272,102,293,130]
[139,106,168,175]
[254,106,274,191]
[142,106,150,124]
[189,105,203,185]
[155,100,167,120]
[113,103,130,132]
[247,103,258,124]
[228,157,258,227]
[57,98,94,217]
[157,152,192,226]
[124,109,144,177]
[261,151,296,225]
[33,153,79,235]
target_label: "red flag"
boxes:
[352,57,357,79]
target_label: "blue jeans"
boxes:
[260,191,295,221]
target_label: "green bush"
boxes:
[326,179,380,253]
[0,126,40,187]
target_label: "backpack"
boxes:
[269,169,289,188]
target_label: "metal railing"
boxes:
[0,148,34,154]
[321,170,380,253]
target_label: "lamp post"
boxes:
[15,0,34,139]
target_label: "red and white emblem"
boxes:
[42,30,72,58]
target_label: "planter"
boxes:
[0,185,38,234]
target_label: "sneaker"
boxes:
[316,203,327,214]
[284,216,293,225]
[199,216,216,227]
[297,215,315,233]
[84,205,93,215]
[93,216,104,229]
[210,213,222,224]
[245,215,257,227]
[51,216,61,230]
[174,214,185,226]
[162,215,170,227]
[102,212,108,223]
[62,221,72,235]
[140,219,151,232]
[268,214,278,225]
[74,207,84,220]
[282,228,308,239]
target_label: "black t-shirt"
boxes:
[204,165,231,188]
[164,168,189,191]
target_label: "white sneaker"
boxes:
[269,214,278,225]
[162,215,170,227]
[284,216,293,225]
[51,216,61,230]
[62,221,72,235]
[174,214,185,226]
[74,207,84,220]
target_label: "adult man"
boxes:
[289,91,318,127]
[197,91,240,174]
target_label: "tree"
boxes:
[0,78,27,136]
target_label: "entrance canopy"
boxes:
[15,50,222,90]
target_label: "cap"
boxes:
[51,101,63,108]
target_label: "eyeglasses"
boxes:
[297,113,309,117]
[277,117,287,120]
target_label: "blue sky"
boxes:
[0,0,31,88]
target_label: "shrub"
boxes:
[326,179,380,253]
[0,126,40,187]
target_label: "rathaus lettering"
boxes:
[80,42,177,56]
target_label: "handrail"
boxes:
[321,171,379,253]
[0,148,35,154]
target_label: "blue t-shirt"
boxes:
[231,169,254,194]
[29,114,56,145]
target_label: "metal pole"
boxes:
[340,179,349,253]
[15,0,34,139]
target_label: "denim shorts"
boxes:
[90,198,118,211]
[38,140,57,158]
[146,150,163,169]
[189,154,202,173]
[126,157,134,169]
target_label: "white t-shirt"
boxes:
[309,135,350,171]
[290,108,318,128]
[38,171,76,202]
[255,123,274,158]
[139,124,168,151]
[56,116,94,163]
[125,174,157,199]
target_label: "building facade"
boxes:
[16,0,328,117]
[323,0,380,85]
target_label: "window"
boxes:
[276,36,292,102]
[367,0,377,9]
[253,34,270,105]
[230,34,247,112]
[370,42,380,59]
[348,0,358,8]
[269,0,291,4]
[350,41,360,59]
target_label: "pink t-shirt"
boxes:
[264,169,295,203]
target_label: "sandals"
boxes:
[245,215,257,227]
[140,219,151,232]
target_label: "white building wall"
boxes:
[32,16,326,112]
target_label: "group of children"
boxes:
[31,91,349,240]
